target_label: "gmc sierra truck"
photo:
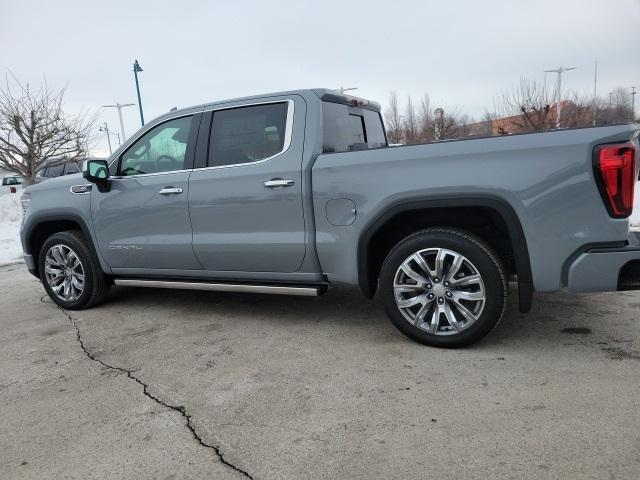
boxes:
[20,89,640,347]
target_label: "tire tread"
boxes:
[39,230,110,309]
[380,227,507,347]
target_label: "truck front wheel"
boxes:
[38,231,111,310]
[379,228,507,348]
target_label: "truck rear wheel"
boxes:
[379,228,507,348]
[38,231,111,310]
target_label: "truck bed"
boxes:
[311,123,639,292]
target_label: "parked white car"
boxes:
[0,175,23,196]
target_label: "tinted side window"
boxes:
[120,116,193,176]
[322,102,387,153]
[47,164,64,177]
[209,102,288,167]
[64,163,80,175]
[362,109,387,149]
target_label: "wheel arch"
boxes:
[24,213,106,278]
[357,195,533,313]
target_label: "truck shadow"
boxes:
[101,284,640,356]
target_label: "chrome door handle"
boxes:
[264,179,294,188]
[158,187,183,195]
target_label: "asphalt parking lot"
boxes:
[1,264,639,480]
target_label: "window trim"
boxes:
[111,113,197,179]
[107,98,295,178]
[201,99,295,171]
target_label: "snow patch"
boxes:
[0,194,23,265]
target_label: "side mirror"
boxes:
[82,159,110,191]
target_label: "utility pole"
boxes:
[609,92,615,124]
[99,123,112,155]
[102,103,135,141]
[592,59,598,126]
[544,66,576,128]
[133,60,145,126]
[398,114,406,143]
[632,86,637,122]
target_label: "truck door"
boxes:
[91,113,202,270]
[188,97,306,272]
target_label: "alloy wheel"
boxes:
[44,244,85,302]
[393,248,486,335]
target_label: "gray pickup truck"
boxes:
[20,89,640,347]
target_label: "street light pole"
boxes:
[544,66,576,128]
[99,123,112,155]
[133,59,145,126]
[592,59,598,126]
[102,103,135,141]
[609,92,615,124]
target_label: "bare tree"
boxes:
[479,110,497,136]
[561,88,632,127]
[384,91,402,144]
[608,87,633,124]
[560,92,597,128]
[433,107,460,140]
[403,95,419,144]
[495,77,554,133]
[456,113,473,138]
[417,94,434,142]
[0,75,95,184]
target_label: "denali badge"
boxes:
[109,245,144,250]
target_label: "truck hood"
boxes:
[24,173,84,194]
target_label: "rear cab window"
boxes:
[208,102,289,167]
[322,101,387,153]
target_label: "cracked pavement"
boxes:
[53,297,253,479]
[1,265,639,479]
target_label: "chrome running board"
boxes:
[113,278,324,297]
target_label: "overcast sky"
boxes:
[2,0,640,157]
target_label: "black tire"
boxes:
[379,228,507,348]
[38,231,111,310]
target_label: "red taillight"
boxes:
[9,186,16,194]
[594,143,636,218]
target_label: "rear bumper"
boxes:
[567,232,640,292]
